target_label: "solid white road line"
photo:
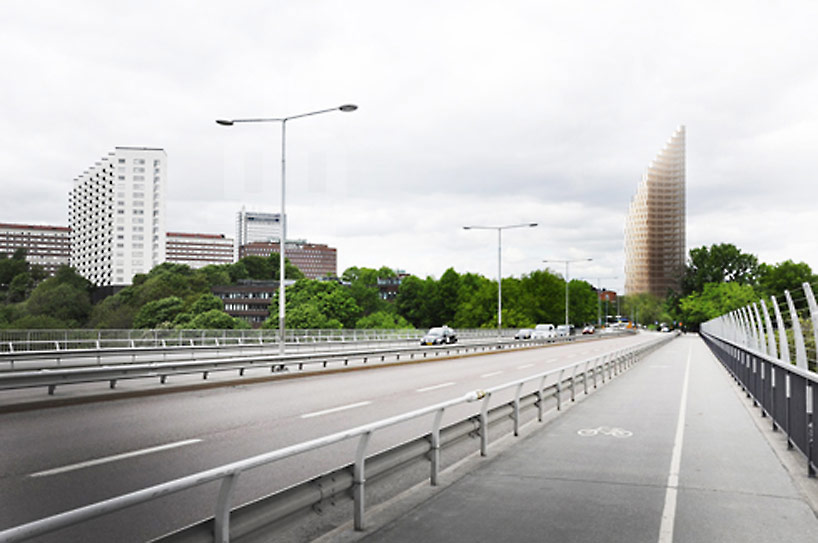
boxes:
[30,439,203,478]
[417,382,456,393]
[481,371,503,378]
[658,347,692,543]
[301,401,372,419]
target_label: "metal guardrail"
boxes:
[0,328,513,354]
[0,335,612,395]
[701,331,816,477]
[0,333,674,543]
[700,280,817,477]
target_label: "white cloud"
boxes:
[2,0,818,295]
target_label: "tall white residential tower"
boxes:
[69,147,167,286]
[624,126,686,297]
[235,207,283,259]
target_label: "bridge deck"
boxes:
[326,335,818,543]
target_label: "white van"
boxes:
[556,324,572,337]
[532,323,556,339]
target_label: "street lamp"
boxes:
[217,104,357,354]
[542,258,593,326]
[463,223,538,338]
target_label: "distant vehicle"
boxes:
[660,325,670,333]
[556,324,572,337]
[420,326,457,345]
[514,328,533,340]
[532,323,556,339]
[582,325,595,335]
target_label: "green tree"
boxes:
[0,248,29,289]
[355,310,413,329]
[757,260,816,298]
[6,273,31,303]
[24,267,93,327]
[343,267,385,316]
[396,275,428,328]
[133,296,185,328]
[266,279,362,329]
[190,293,224,314]
[452,273,496,328]
[186,309,249,329]
[682,243,760,295]
[679,282,759,330]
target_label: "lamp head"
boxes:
[339,104,358,112]
[215,119,234,126]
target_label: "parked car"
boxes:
[420,326,457,345]
[514,328,533,340]
[582,325,595,335]
[532,323,556,339]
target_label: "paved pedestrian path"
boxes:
[327,335,818,543]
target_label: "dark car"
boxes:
[420,326,457,345]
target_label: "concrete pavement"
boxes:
[323,335,818,543]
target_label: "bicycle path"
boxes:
[336,335,818,543]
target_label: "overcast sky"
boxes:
[2,1,817,294]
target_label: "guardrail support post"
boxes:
[480,394,491,456]
[786,374,793,450]
[583,361,591,395]
[807,384,815,477]
[431,408,445,485]
[537,375,547,422]
[556,369,565,411]
[354,432,372,531]
[513,383,524,436]
[214,473,239,543]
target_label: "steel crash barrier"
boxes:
[700,280,818,478]
[0,333,625,396]
[0,333,674,543]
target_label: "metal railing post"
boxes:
[537,375,547,422]
[785,290,808,370]
[480,393,491,456]
[513,383,524,436]
[353,432,372,531]
[214,473,239,543]
[430,408,445,486]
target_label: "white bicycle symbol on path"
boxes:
[577,426,633,438]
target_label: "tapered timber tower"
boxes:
[624,126,686,297]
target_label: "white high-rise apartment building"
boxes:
[235,207,283,259]
[624,126,686,297]
[69,147,167,286]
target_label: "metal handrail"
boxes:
[0,333,673,543]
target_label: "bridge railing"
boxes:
[0,328,522,354]
[0,333,674,543]
[701,281,817,478]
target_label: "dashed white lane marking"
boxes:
[517,364,535,370]
[657,347,692,543]
[301,401,372,419]
[30,439,203,478]
[417,382,456,393]
[481,371,503,378]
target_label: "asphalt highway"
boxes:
[0,333,656,542]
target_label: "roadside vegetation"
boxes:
[0,243,814,331]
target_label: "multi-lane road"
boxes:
[1,333,658,542]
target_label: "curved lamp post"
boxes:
[463,223,538,338]
[217,105,357,354]
[543,258,593,326]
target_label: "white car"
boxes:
[556,324,572,337]
[532,323,556,339]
